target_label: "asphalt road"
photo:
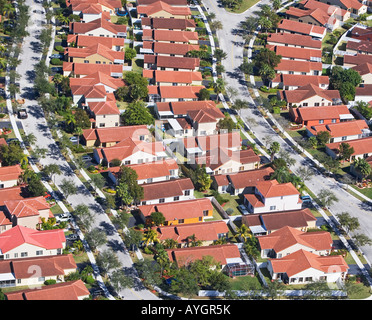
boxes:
[16,0,159,300]
[202,0,372,266]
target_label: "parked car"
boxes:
[238,204,249,215]
[300,195,312,203]
[56,213,72,222]
[50,53,63,59]
[82,155,92,161]
[17,109,28,119]
[66,233,79,241]
[69,136,78,143]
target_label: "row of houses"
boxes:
[265,0,372,164]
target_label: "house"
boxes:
[3,197,53,230]
[85,98,120,129]
[0,186,25,207]
[141,17,196,31]
[0,254,77,288]
[82,125,151,147]
[280,83,342,108]
[5,279,90,300]
[64,43,125,65]
[63,62,124,78]
[306,119,370,143]
[155,100,222,120]
[144,54,200,72]
[93,138,168,167]
[139,177,194,205]
[166,243,243,269]
[142,29,199,44]
[325,136,372,160]
[66,0,122,14]
[179,131,242,159]
[71,3,110,23]
[143,70,203,86]
[290,105,353,126]
[343,53,372,67]
[243,180,302,214]
[136,0,188,6]
[352,63,372,85]
[0,164,22,189]
[69,18,127,38]
[258,226,333,259]
[222,166,275,195]
[347,40,372,56]
[276,19,326,39]
[349,26,372,42]
[274,60,323,76]
[354,84,372,103]
[271,45,322,62]
[141,41,199,57]
[315,0,367,16]
[138,197,213,225]
[242,208,317,236]
[108,158,179,185]
[147,85,204,103]
[136,0,192,19]
[267,249,348,284]
[0,225,66,259]
[270,73,329,90]
[67,34,125,51]
[155,220,229,247]
[192,148,260,175]
[266,33,322,50]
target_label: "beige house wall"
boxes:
[2,243,64,260]
[94,114,120,128]
[71,53,114,65]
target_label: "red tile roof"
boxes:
[156,220,228,243]
[5,279,89,300]
[63,62,123,77]
[0,225,65,253]
[258,225,333,253]
[5,196,50,219]
[344,54,372,67]
[88,100,120,115]
[352,62,372,76]
[137,1,191,17]
[0,164,22,182]
[149,85,204,99]
[273,46,322,61]
[69,71,125,91]
[272,73,329,87]
[143,29,198,42]
[277,19,326,37]
[255,180,300,198]
[141,177,194,201]
[141,17,195,30]
[307,119,368,137]
[139,197,212,220]
[70,18,127,35]
[326,136,372,157]
[280,83,341,103]
[167,244,241,267]
[228,167,274,189]
[275,60,322,73]
[83,125,150,144]
[143,40,199,55]
[67,34,125,48]
[267,32,322,49]
[144,54,200,70]
[0,186,25,206]
[295,105,350,122]
[269,249,348,277]
[65,43,125,62]
[347,40,372,54]
[144,69,203,84]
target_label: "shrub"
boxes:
[225,208,234,215]
[54,45,64,52]
[44,279,57,285]
[50,58,63,65]
[84,275,95,285]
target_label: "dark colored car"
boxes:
[17,109,27,119]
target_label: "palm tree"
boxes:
[213,78,225,102]
[63,112,76,132]
[353,158,371,182]
[57,14,70,26]
[0,57,7,71]
[155,249,170,277]
[186,234,202,247]
[3,3,15,18]
[142,228,159,247]
[162,238,178,249]
[234,224,252,242]
[269,141,280,162]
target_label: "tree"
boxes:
[339,82,356,104]
[90,174,106,195]
[186,234,202,247]
[297,166,314,182]
[352,233,372,252]
[336,212,360,234]
[121,101,154,126]
[150,211,166,226]
[270,166,291,183]
[253,48,281,70]
[354,100,372,120]
[96,250,121,277]
[353,157,372,181]
[198,88,210,101]
[231,99,249,117]
[217,114,237,132]
[116,182,134,207]
[162,238,178,249]
[110,269,134,294]
[317,189,338,208]
[123,72,148,101]
[124,47,137,61]
[338,142,354,163]
[112,210,130,230]
[142,228,159,246]
[263,279,286,300]
[213,48,227,62]
[123,228,143,251]
[234,224,252,242]
[60,178,77,199]
[271,0,281,10]
[27,173,46,197]
[42,163,61,184]
[85,228,107,252]
[269,141,280,162]
[0,141,24,166]
[316,131,331,147]
[195,165,211,191]
[23,133,37,147]
[209,20,223,31]
[74,109,91,129]
[116,165,144,204]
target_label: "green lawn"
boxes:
[225,0,261,13]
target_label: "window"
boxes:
[184,190,190,196]
[142,201,147,205]
[84,60,89,63]
[124,160,131,165]
[269,205,276,210]
[342,136,347,141]
[199,217,203,222]
[319,119,324,124]
[178,219,184,224]
[302,103,308,106]
[21,252,28,257]
[173,196,179,201]
[147,178,153,183]
[99,123,105,127]
[203,210,209,216]
[159,198,165,203]
[305,277,313,282]
[331,119,337,123]
[314,103,320,106]
[36,250,43,256]
[0,184,4,189]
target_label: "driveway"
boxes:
[15,0,159,300]
[202,0,372,265]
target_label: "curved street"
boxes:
[202,0,372,268]
[14,0,159,300]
